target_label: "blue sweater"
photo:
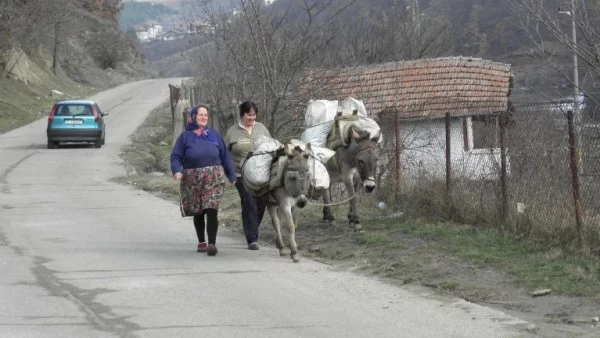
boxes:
[170,126,237,182]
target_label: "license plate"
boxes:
[64,119,83,125]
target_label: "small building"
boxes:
[134,21,163,42]
[301,57,513,182]
[133,24,150,42]
[162,29,186,41]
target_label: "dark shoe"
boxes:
[197,242,208,252]
[248,242,259,250]
[207,244,218,256]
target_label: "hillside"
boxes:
[0,0,158,133]
[119,2,179,31]
[145,0,576,98]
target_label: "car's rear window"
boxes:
[55,104,93,116]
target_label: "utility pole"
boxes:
[560,0,582,173]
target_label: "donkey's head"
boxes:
[346,126,380,193]
[283,142,313,208]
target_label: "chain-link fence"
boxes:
[375,97,599,250]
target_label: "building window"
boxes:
[471,115,499,150]
[463,115,499,151]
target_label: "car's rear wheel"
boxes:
[101,132,105,145]
[47,140,57,149]
[94,139,102,148]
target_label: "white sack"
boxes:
[242,136,282,188]
[254,135,282,151]
[310,146,336,164]
[300,121,333,148]
[336,117,383,147]
[338,97,367,117]
[284,139,332,190]
[358,117,383,144]
[309,157,330,190]
[305,99,338,127]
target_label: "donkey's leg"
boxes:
[343,175,358,230]
[344,173,363,232]
[292,207,300,248]
[322,187,335,224]
[351,174,362,232]
[267,204,285,256]
[279,204,299,263]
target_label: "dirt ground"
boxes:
[116,101,600,338]
[213,191,598,338]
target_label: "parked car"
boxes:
[46,100,108,149]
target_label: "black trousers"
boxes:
[235,179,267,244]
[193,208,218,244]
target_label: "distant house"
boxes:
[146,21,163,39]
[162,29,186,41]
[189,20,213,34]
[134,21,163,42]
[133,24,150,41]
[301,57,513,181]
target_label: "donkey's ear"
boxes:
[351,127,361,140]
[371,131,381,143]
[302,143,312,159]
[284,143,293,157]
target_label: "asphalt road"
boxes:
[0,79,531,338]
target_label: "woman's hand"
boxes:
[229,180,236,186]
[174,172,182,181]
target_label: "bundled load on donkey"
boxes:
[241,136,332,197]
[241,136,284,196]
[300,100,338,148]
[301,97,382,151]
[300,97,382,232]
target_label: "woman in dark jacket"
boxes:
[170,105,236,256]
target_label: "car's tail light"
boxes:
[48,104,58,123]
[92,106,100,123]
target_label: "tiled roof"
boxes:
[300,57,512,119]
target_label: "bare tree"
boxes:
[508,0,600,100]
[51,9,74,75]
[183,0,355,137]
[322,1,453,65]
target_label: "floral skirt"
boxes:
[179,166,225,217]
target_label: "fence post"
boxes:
[191,86,196,107]
[567,110,585,250]
[171,87,188,146]
[499,110,509,223]
[394,110,403,202]
[445,112,452,217]
[168,84,175,126]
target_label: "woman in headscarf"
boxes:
[170,105,236,256]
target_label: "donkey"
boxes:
[321,126,380,232]
[266,141,313,262]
